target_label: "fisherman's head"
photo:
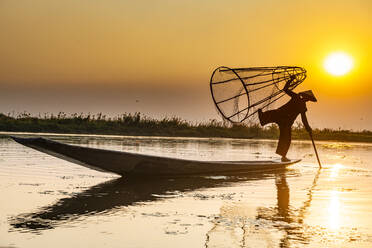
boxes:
[299,90,317,102]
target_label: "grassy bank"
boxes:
[1,112,372,143]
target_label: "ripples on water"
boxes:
[1,133,372,247]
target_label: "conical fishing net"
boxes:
[210,66,306,123]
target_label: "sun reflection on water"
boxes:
[328,190,340,230]
[327,163,343,230]
[330,163,342,179]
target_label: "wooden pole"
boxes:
[309,132,322,168]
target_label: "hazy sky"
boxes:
[1,0,371,130]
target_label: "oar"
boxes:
[309,131,322,168]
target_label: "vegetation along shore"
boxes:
[1,112,371,143]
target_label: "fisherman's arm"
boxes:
[283,75,297,97]
[301,112,312,133]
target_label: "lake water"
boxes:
[1,133,372,248]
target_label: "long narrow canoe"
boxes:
[12,137,300,176]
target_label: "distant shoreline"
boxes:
[1,112,372,143]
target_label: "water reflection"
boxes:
[327,164,342,230]
[10,170,287,232]
[270,171,321,247]
[297,168,321,224]
[330,163,342,179]
[10,168,325,248]
[328,190,340,230]
[205,169,322,248]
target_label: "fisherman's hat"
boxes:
[299,90,317,102]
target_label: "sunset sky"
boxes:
[1,0,371,130]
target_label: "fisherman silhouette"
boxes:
[258,75,317,162]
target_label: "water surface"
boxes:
[1,133,372,247]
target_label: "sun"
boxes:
[324,52,353,76]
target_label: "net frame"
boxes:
[210,66,306,123]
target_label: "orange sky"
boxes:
[0,0,371,130]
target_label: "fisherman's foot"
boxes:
[281,157,290,162]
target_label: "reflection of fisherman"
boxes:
[276,173,290,222]
[258,75,317,162]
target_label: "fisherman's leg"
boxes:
[258,109,278,126]
[276,124,292,161]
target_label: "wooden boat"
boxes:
[11,137,300,176]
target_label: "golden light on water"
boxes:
[328,164,343,230]
[328,190,340,230]
[330,163,342,179]
[324,52,354,76]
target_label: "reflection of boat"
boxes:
[12,137,300,176]
[10,170,283,232]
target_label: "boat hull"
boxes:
[12,137,300,176]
